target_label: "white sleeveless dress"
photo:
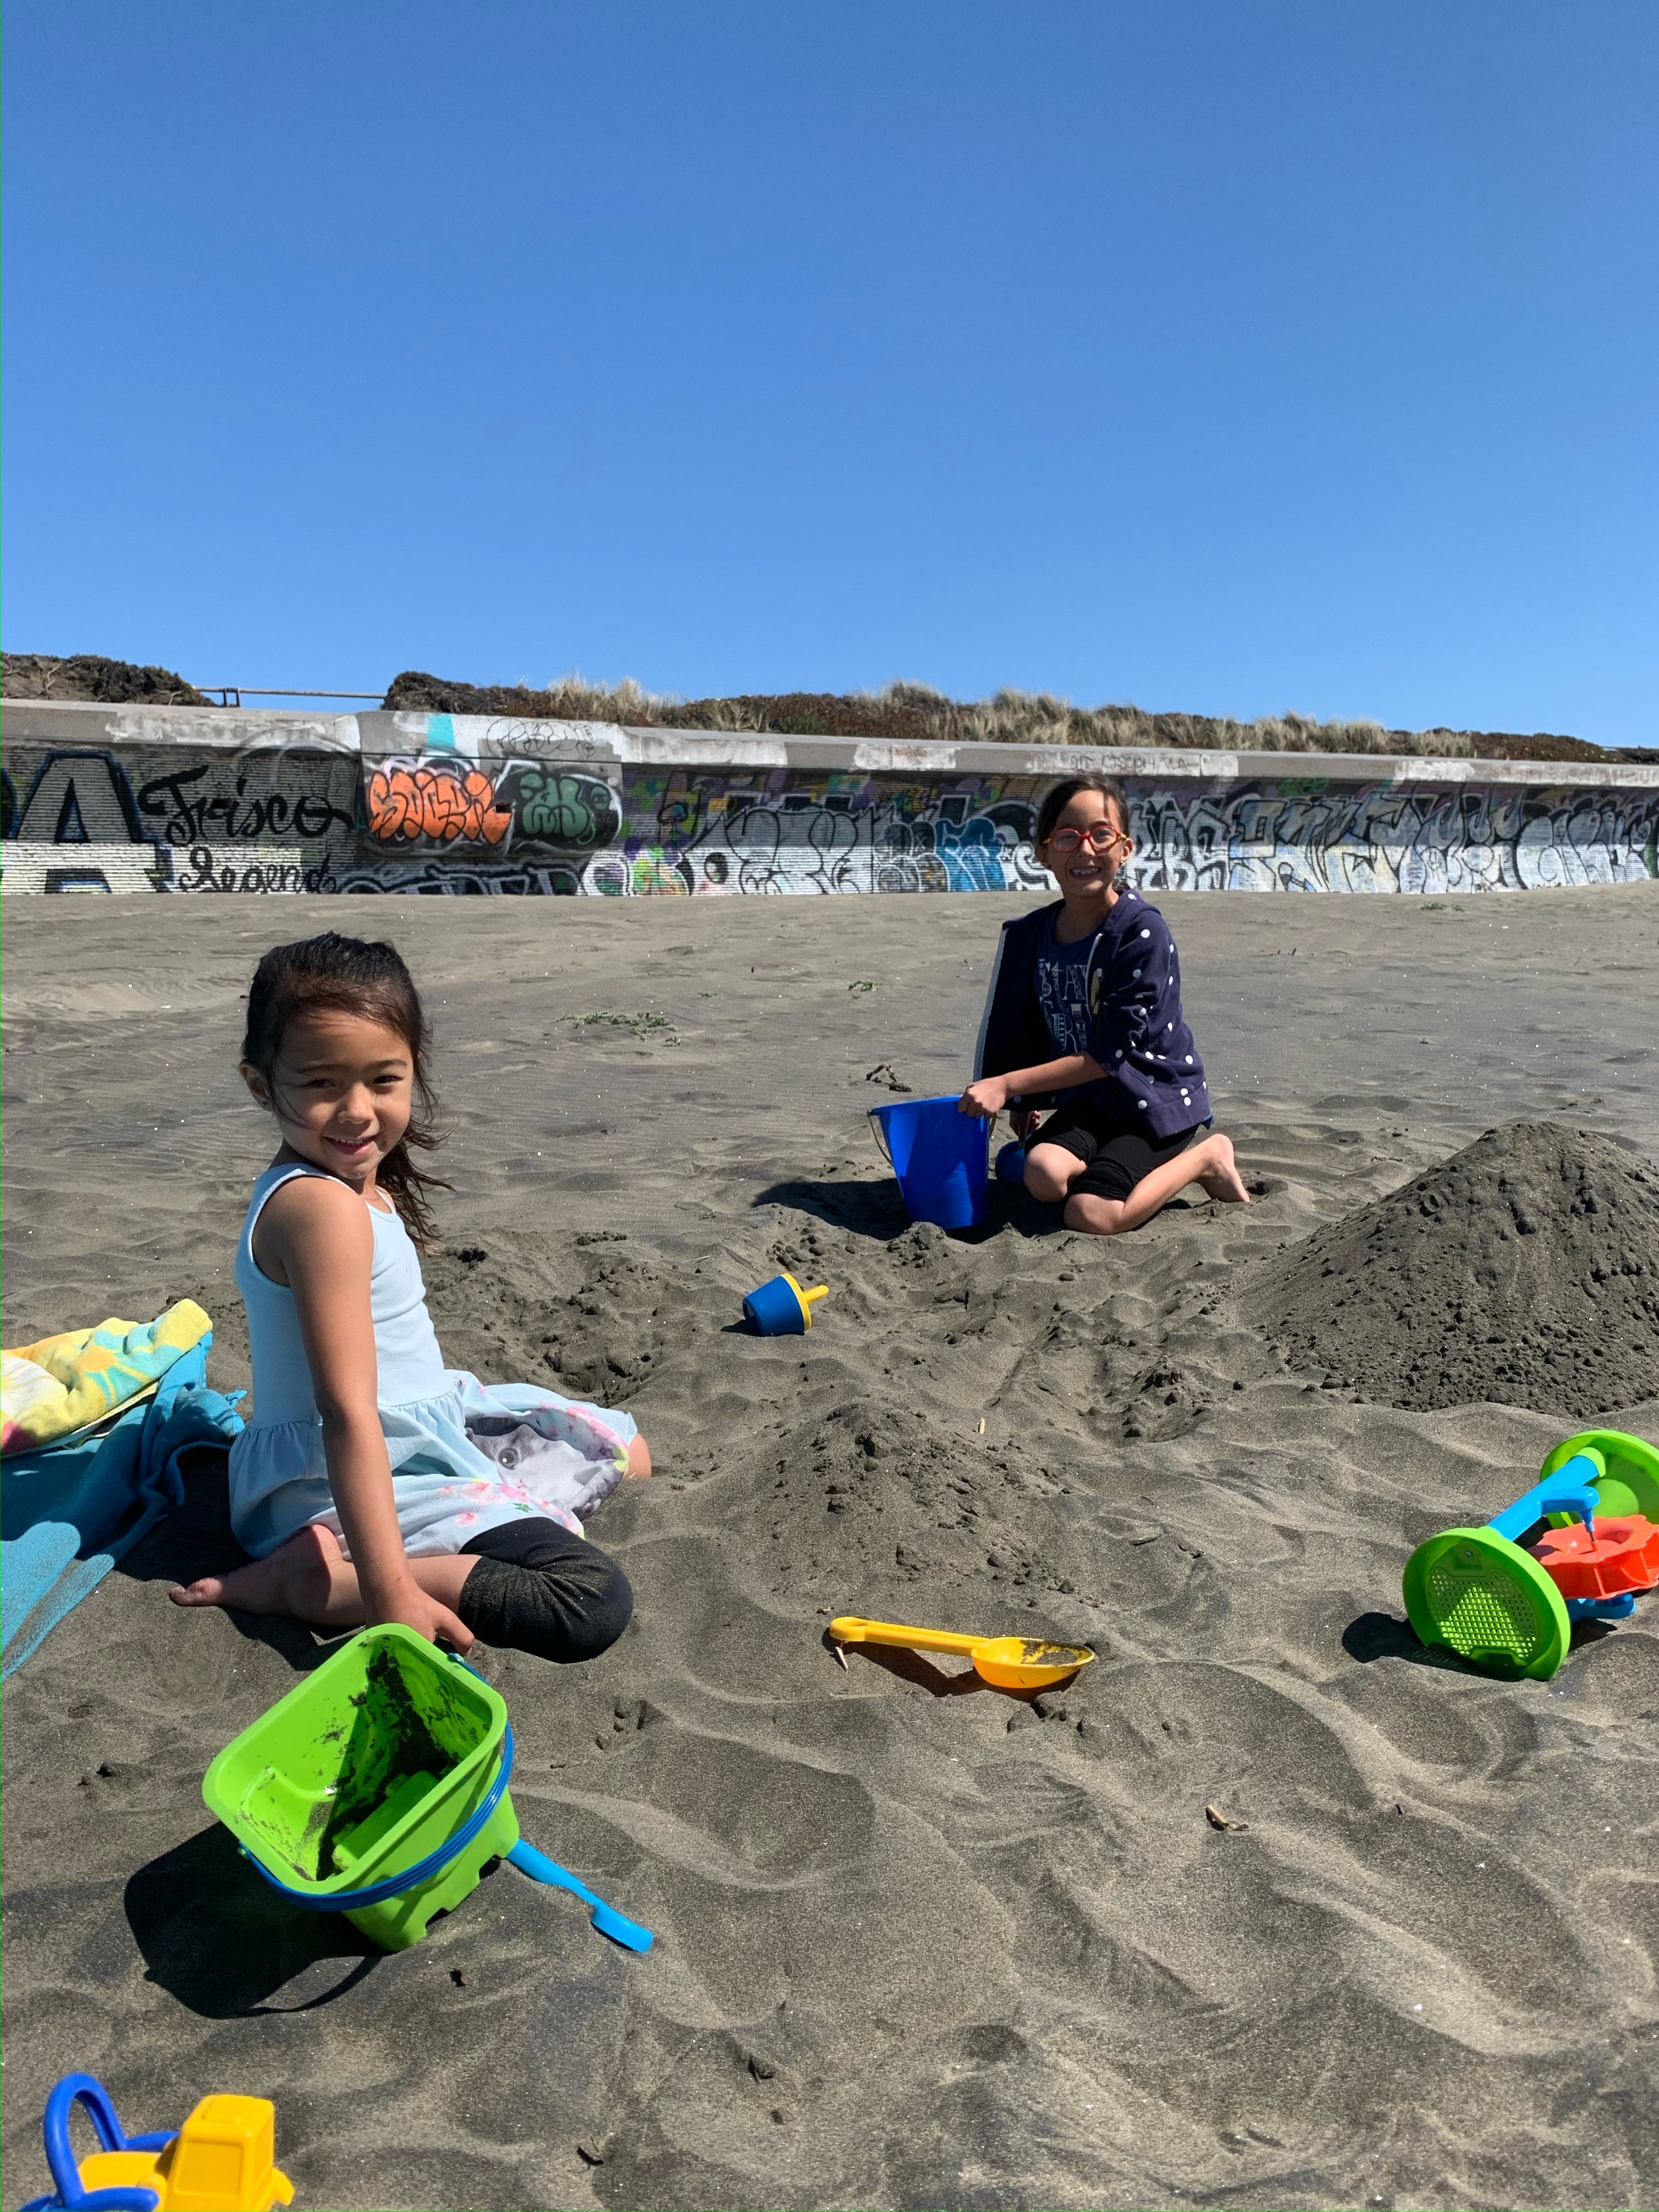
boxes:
[227,1163,636,1560]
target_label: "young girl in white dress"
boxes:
[171,931,648,1662]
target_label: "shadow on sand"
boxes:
[125,1823,380,2018]
[752,1175,1059,1244]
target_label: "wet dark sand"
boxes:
[3,884,1657,2211]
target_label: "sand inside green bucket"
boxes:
[237,1641,467,1883]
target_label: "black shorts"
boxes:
[1032,1104,1210,1203]
[457,1516,632,1665]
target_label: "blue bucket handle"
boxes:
[237,1652,515,1914]
[24,2073,176,2212]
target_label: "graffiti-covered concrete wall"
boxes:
[3,701,1655,896]
[0,707,359,894]
[345,728,1048,896]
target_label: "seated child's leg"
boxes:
[456,1516,633,1664]
[174,1523,477,1629]
[1063,1129,1250,1237]
[1063,1189,1128,1235]
[1024,1141,1089,1205]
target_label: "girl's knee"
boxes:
[561,1559,633,1662]
[626,1431,652,1479]
[1024,1148,1074,1205]
[457,1540,633,1664]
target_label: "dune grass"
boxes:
[382,671,1616,763]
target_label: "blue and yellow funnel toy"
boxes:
[743,1273,829,1336]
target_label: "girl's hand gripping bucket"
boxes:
[869,1094,991,1231]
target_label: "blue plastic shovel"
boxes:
[507,1838,654,1951]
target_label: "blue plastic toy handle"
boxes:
[509,1836,600,1906]
[25,2074,168,2212]
[241,1718,515,1914]
[1566,1592,1638,1622]
[507,1838,655,1951]
[1488,1456,1600,1545]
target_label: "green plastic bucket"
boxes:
[202,1624,520,1951]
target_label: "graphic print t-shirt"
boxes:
[1034,915,1104,1060]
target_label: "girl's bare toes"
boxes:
[169,1577,228,1607]
[166,1549,296,1616]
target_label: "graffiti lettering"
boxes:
[515,767,621,848]
[2,744,357,894]
[172,846,325,894]
[334,857,588,896]
[136,763,354,847]
[18,751,143,843]
[1131,786,1657,896]
[365,761,512,847]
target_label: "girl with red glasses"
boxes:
[961,774,1249,1234]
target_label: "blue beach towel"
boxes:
[0,1338,242,1679]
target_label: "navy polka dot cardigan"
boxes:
[972,890,1210,1137]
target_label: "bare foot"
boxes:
[170,1522,346,1622]
[1194,1132,1251,1205]
[625,1432,653,1479]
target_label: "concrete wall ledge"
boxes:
[5,699,1657,789]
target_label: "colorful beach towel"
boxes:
[2,1300,212,1455]
[1,1333,243,1679]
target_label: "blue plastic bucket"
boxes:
[995,1139,1027,1184]
[869,1094,990,1230]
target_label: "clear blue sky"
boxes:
[4,2,1655,743]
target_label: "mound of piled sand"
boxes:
[1250,1121,1659,1417]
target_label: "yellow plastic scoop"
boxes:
[830,1614,1095,1691]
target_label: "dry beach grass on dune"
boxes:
[7,652,1641,761]
[2,885,1657,2212]
[380,671,1631,765]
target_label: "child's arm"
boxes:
[960,1052,1105,1118]
[261,1177,472,1649]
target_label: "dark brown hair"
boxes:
[1035,774,1130,846]
[241,932,448,1245]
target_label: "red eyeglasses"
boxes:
[1046,823,1125,853]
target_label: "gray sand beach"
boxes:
[3,884,1657,2211]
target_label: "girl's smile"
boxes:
[244,1007,415,1195]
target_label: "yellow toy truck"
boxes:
[21,2073,292,2211]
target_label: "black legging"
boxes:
[456,1516,632,1663]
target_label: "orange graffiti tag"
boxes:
[366,762,512,846]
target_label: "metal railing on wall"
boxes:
[199,688,386,708]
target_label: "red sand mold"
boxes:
[1529,1514,1659,1600]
